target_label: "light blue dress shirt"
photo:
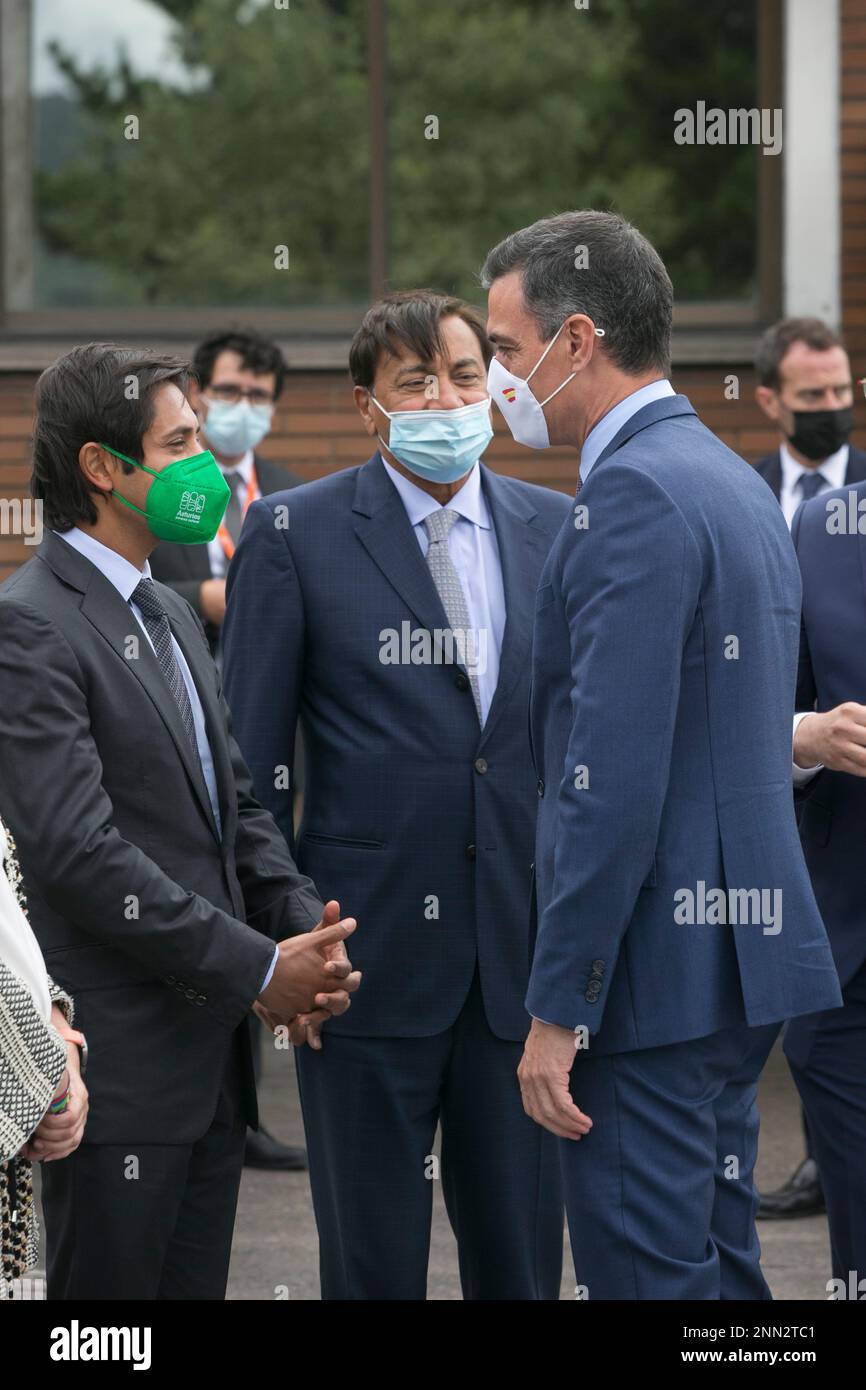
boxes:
[381,458,506,725]
[55,528,278,992]
[579,378,675,483]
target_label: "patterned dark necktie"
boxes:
[130,578,201,760]
[223,471,244,545]
[797,472,829,502]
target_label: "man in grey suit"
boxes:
[0,343,360,1299]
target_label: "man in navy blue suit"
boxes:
[223,290,570,1299]
[784,478,866,1292]
[481,210,842,1300]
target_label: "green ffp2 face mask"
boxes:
[100,444,231,544]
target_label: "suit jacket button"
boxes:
[474,757,488,775]
[466,843,476,860]
[591,959,605,973]
[185,987,198,1001]
[537,779,545,796]
[165,975,176,985]
[455,673,469,691]
[195,994,207,1006]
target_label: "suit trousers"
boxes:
[784,957,866,1288]
[559,1020,781,1300]
[295,965,563,1300]
[41,1030,247,1300]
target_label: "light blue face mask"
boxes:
[203,397,274,456]
[372,396,494,483]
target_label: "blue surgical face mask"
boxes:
[203,397,274,456]
[371,396,494,483]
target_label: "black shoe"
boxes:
[757,1158,825,1219]
[244,1126,308,1172]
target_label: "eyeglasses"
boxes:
[205,384,275,406]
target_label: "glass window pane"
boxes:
[32,0,370,308]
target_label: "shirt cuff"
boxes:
[260,945,279,994]
[792,712,823,787]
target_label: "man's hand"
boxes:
[518,1019,593,1141]
[795,704,866,776]
[199,578,227,627]
[259,902,360,1021]
[21,1044,89,1163]
[253,1000,330,1051]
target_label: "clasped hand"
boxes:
[256,899,361,1050]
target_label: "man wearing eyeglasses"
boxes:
[151,328,302,657]
[151,327,306,1175]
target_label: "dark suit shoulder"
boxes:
[486,470,572,517]
[753,450,781,479]
[258,463,364,515]
[846,444,866,482]
[253,453,303,494]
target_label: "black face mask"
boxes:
[788,407,854,461]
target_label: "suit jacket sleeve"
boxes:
[0,598,275,1031]
[223,497,305,853]
[218,661,323,938]
[525,463,701,1031]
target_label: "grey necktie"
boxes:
[424,509,482,722]
[130,578,202,762]
[797,472,829,502]
[223,470,244,545]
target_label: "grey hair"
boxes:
[480,210,673,376]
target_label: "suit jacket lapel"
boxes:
[590,394,697,474]
[478,468,551,748]
[351,454,457,639]
[167,608,230,843]
[40,533,221,843]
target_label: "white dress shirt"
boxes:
[381,458,506,725]
[779,442,848,528]
[55,528,280,995]
[208,450,255,579]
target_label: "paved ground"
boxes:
[224,1029,832,1301]
[27,1030,829,1301]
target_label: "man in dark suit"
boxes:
[223,290,570,1299]
[0,344,360,1299]
[150,327,306,1172]
[753,316,864,1219]
[753,316,866,524]
[150,327,302,658]
[482,210,842,1300]
[783,478,866,1291]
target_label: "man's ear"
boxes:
[188,380,205,423]
[78,442,116,494]
[755,386,782,424]
[354,385,377,437]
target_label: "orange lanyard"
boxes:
[217,467,261,561]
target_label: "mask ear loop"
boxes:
[526,323,606,401]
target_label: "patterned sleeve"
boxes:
[0,962,68,1162]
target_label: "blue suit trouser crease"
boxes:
[560,1021,780,1301]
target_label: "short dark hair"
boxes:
[754,317,847,391]
[193,327,287,399]
[31,343,192,532]
[349,290,491,389]
[480,210,673,376]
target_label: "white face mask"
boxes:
[487,319,605,449]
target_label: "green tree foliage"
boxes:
[36,0,757,307]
